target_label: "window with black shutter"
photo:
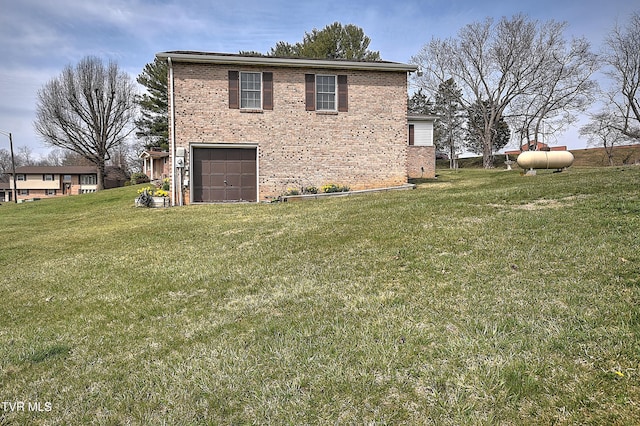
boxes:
[305,74,348,112]
[228,71,273,110]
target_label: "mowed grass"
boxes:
[1,167,639,424]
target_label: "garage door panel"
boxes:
[210,174,226,187]
[226,150,243,161]
[225,175,242,187]
[226,161,242,174]
[241,174,256,186]
[242,149,256,160]
[241,188,255,201]
[241,162,256,173]
[225,188,242,200]
[210,188,226,201]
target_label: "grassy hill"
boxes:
[1,167,639,424]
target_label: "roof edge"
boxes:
[408,114,439,121]
[156,51,418,72]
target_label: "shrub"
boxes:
[321,183,350,193]
[130,172,150,185]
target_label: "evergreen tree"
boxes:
[407,89,434,114]
[135,58,168,151]
[434,79,465,168]
[466,100,511,157]
[268,22,380,60]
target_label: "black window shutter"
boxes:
[305,74,315,111]
[263,72,273,110]
[338,75,348,112]
[409,124,415,146]
[228,71,239,109]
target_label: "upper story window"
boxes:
[16,174,25,181]
[305,74,348,112]
[228,71,273,111]
[315,75,336,111]
[43,174,54,181]
[63,174,72,182]
[240,72,262,109]
[81,174,97,185]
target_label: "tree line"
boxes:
[411,13,640,168]
[12,14,639,185]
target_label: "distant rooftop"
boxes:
[13,166,97,174]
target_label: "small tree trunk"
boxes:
[96,162,106,191]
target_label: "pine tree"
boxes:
[466,100,511,158]
[268,22,380,60]
[408,89,434,114]
[135,58,168,151]
[434,79,464,168]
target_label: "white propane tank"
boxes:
[516,151,574,170]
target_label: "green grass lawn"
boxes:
[1,167,639,424]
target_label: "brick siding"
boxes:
[407,146,436,179]
[170,63,410,201]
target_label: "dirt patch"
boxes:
[489,195,589,211]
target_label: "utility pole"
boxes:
[0,130,18,203]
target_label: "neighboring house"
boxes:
[140,148,170,181]
[0,174,12,202]
[157,51,435,204]
[5,166,127,202]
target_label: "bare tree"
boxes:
[412,15,597,167]
[0,149,13,173]
[34,56,137,190]
[580,110,631,166]
[16,146,36,166]
[510,36,598,149]
[603,12,640,140]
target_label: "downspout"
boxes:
[167,57,176,206]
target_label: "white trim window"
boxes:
[240,72,262,109]
[81,174,97,185]
[45,189,57,196]
[316,75,337,111]
[16,174,25,181]
[43,174,54,181]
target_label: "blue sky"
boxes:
[0,0,637,156]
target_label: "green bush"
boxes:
[130,172,150,185]
[321,183,350,193]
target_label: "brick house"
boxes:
[140,148,170,181]
[157,51,434,204]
